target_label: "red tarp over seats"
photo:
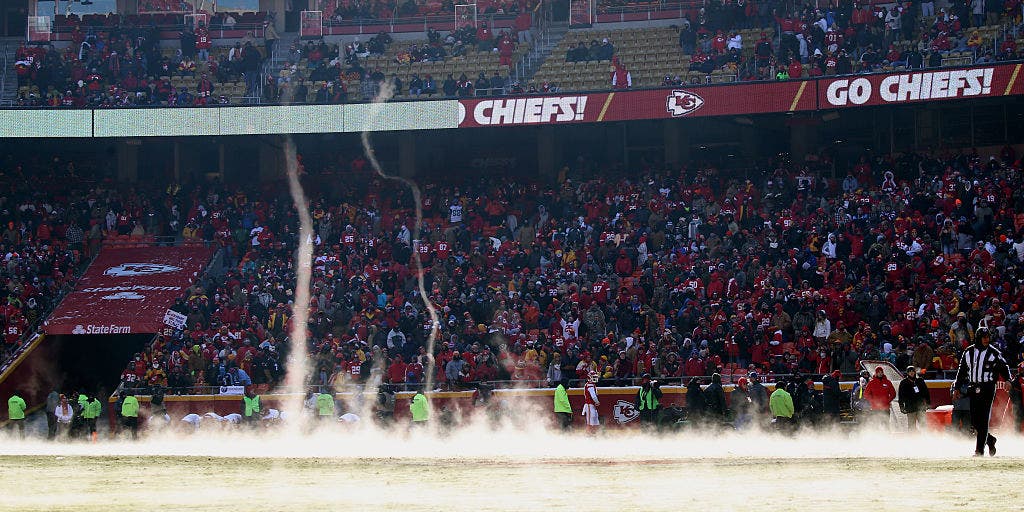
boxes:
[44,246,215,335]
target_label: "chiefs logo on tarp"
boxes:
[102,291,145,300]
[666,90,705,117]
[103,263,183,277]
[612,399,640,424]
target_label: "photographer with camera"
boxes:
[635,373,663,428]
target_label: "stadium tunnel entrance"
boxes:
[51,334,151,399]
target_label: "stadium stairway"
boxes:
[268,33,302,72]
[511,20,569,88]
[0,37,20,106]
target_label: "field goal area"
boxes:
[27,16,52,42]
[569,0,594,27]
[300,11,324,39]
[184,12,210,28]
[454,3,477,31]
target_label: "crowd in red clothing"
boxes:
[2,141,1022,396]
[107,140,1024,396]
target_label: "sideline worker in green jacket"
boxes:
[7,390,27,438]
[316,391,336,421]
[635,373,663,427]
[81,394,102,442]
[770,383,795,431]
[121,391,140,440]
[554,378,572,430]
[410,387,429,425]
[242,389,261,427]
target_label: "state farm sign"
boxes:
[463,96,589,126]
[824,68,996,107]
[71,324,133,335]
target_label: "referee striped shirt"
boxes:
[954,344,1010,388]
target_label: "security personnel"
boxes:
[242,389,261,427]
[7,389,27,438]
[410,387,429,426]
[120,391,140,440]
[953,327,1010,456]
[81,394,102,442]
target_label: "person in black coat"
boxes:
[747,371,769,423]
[686,377,706,425]
[822,369,843,422]
[793,376,821,424]
[704,373,728,423]
[898,365,931,432]
[1010,363,1024,433]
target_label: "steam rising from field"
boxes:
[5,425,1020,512]
[281,135,315,420]
[0,421,1021,460]
[360,83,442,392]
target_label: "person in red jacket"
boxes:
[497,34,516,67]
[196,22,212,61]
[610,57,631,89]
[863,366,896,427]
[614,250,633,276]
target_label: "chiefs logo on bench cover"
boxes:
[612,400,640,424]
[666,90,705,117]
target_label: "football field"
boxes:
[0,429,1020,511]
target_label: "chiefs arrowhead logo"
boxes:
[104,263,182,277]
[612,399,640,424]
[666,89,705,117]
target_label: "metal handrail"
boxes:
[46,20,268,36]
[101,235,213,247]
[115,370,960,397]
[323,12,518,28]
[1,40,8,106]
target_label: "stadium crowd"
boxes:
[13,21,273,106]
[0,159,109,364]
[13,0,1022,106]
[73,141,1021,402]
[677,0,1023,81]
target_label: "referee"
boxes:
[953,327,1010,456]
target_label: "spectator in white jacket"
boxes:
[55,394,74,438]
[812,310,832,342]
[821,233,838,259]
